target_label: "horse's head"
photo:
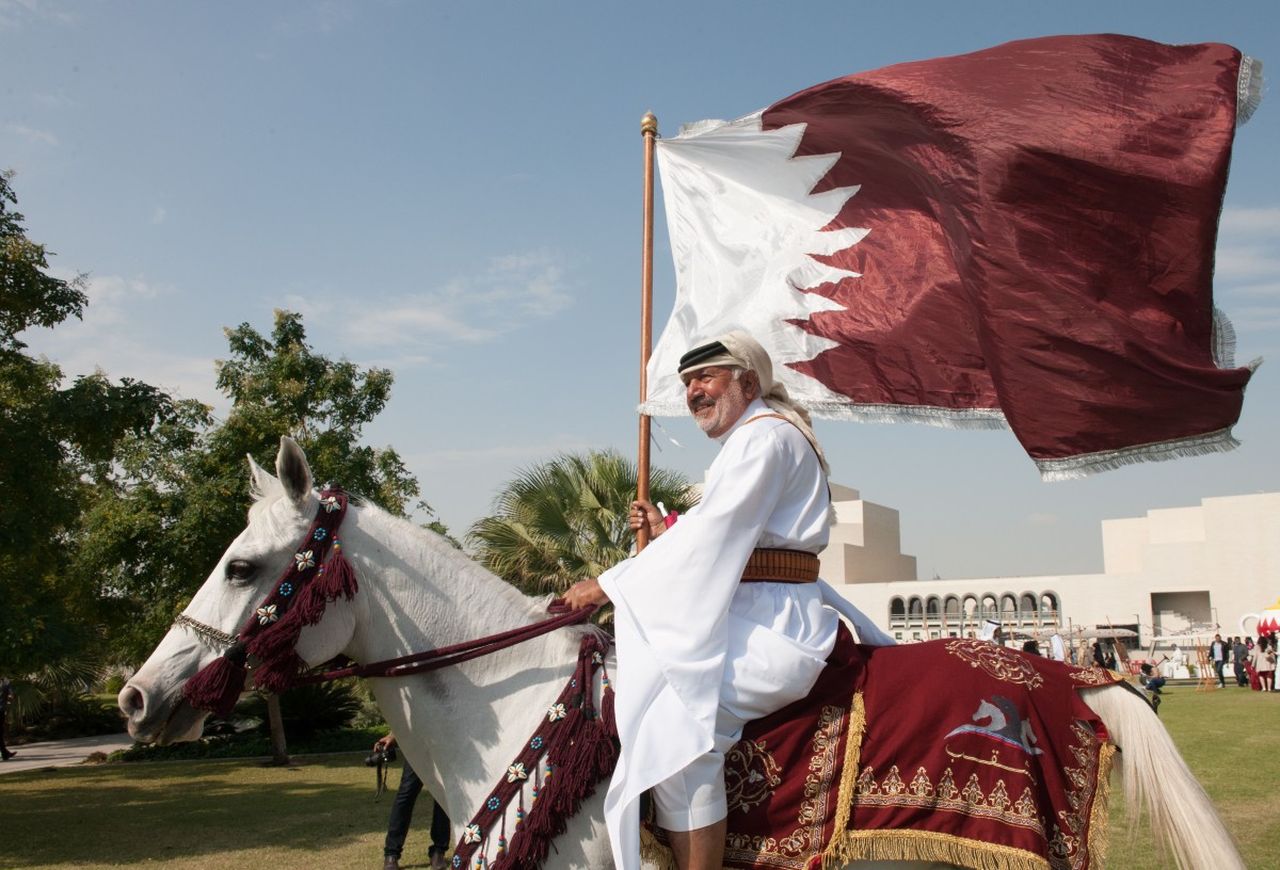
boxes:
[119,437,359,744]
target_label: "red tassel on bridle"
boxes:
[183,641,249,718]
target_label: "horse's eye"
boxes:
[225,560,256,584]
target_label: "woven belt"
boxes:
[740,548,820,584]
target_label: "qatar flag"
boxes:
[643,34,1263,479]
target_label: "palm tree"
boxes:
[467,450,698,596]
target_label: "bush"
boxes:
[349,680,387,729]
[109,726,385,762]
[12,694,124,742]
[242,680,363,738]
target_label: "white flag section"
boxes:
[641,113,872,417]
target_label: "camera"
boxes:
[365,745,397,767]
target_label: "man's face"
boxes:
[683,365,756,438]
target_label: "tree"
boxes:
[76,309,425,665]
[0,171,194,676]
[73,309,429,757]
[467,450,698,596]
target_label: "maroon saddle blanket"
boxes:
[646,624,1122,870]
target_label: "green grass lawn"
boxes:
[0,755,435,869]
[1,686,1275,869]
[1103,684,1277,869]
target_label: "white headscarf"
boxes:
[682,330,830,475]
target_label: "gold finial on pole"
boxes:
[636,111,658,551]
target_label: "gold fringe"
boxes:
[821,690,865,870]
[823,829,1050,870]
[1087,742,1117,868]
[640,824,678,870]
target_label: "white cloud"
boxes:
[0,0,77,30]
[1223,281,1280,300]
[341,251,573,351]
[150,206,167,225]
[1216,244,1280,282]
[1216,208,1280,284]
[8,123,58,146]
[1027,512,1058,527]
[42,270,163,327]
[271,0,355,35]
[405,436,599,469]
[30,90,77,109]
[1226,305,1280,333]
[19,271,221,406]
[1220,208,1280,235]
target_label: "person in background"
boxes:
[0,676,15,761]
[1139,662,1166,694]
[1209,634,1229,688]
[1021,639,1041,656]
[1251,636,1276,693]
[374,733,450,870]
[1091,641,1106,669]
[1233,636,1250,686]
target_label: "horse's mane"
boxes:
[246,470,578,634]
[352,497,553,624]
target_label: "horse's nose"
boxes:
[118,684,147,722]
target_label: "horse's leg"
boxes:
[1081,683,1243,870]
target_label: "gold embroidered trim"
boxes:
[724,704,846,867]
[945,639,1045,689]
[1069,666,1118,686]
[851,763,1046,836]
[824,828,1051,870]
[724,739,782,814]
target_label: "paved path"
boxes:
[0,733,136,774]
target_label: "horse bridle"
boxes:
[171,491,596,688]
[173,601,594,681]
[174,612,238,650]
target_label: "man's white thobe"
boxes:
[598,398,842,869]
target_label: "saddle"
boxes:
[645,625,1122,870]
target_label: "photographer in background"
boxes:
[374,733,451,870]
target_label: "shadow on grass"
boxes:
[0,756,388,867]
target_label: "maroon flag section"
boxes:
[647,34,1261,479]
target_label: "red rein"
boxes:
[298,601,596,683]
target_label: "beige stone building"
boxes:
[820,488,1280,650]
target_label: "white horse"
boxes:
[120,438,1243,870]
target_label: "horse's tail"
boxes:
[1081,683,1243,870]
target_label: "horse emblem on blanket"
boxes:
[647,627,1121,870]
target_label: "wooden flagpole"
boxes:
[636,111,658,552]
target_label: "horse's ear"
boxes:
[276,436,313,508]
[247,454,276,497]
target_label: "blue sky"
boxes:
[4,1,1278,581]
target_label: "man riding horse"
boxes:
[564,330,889,870]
